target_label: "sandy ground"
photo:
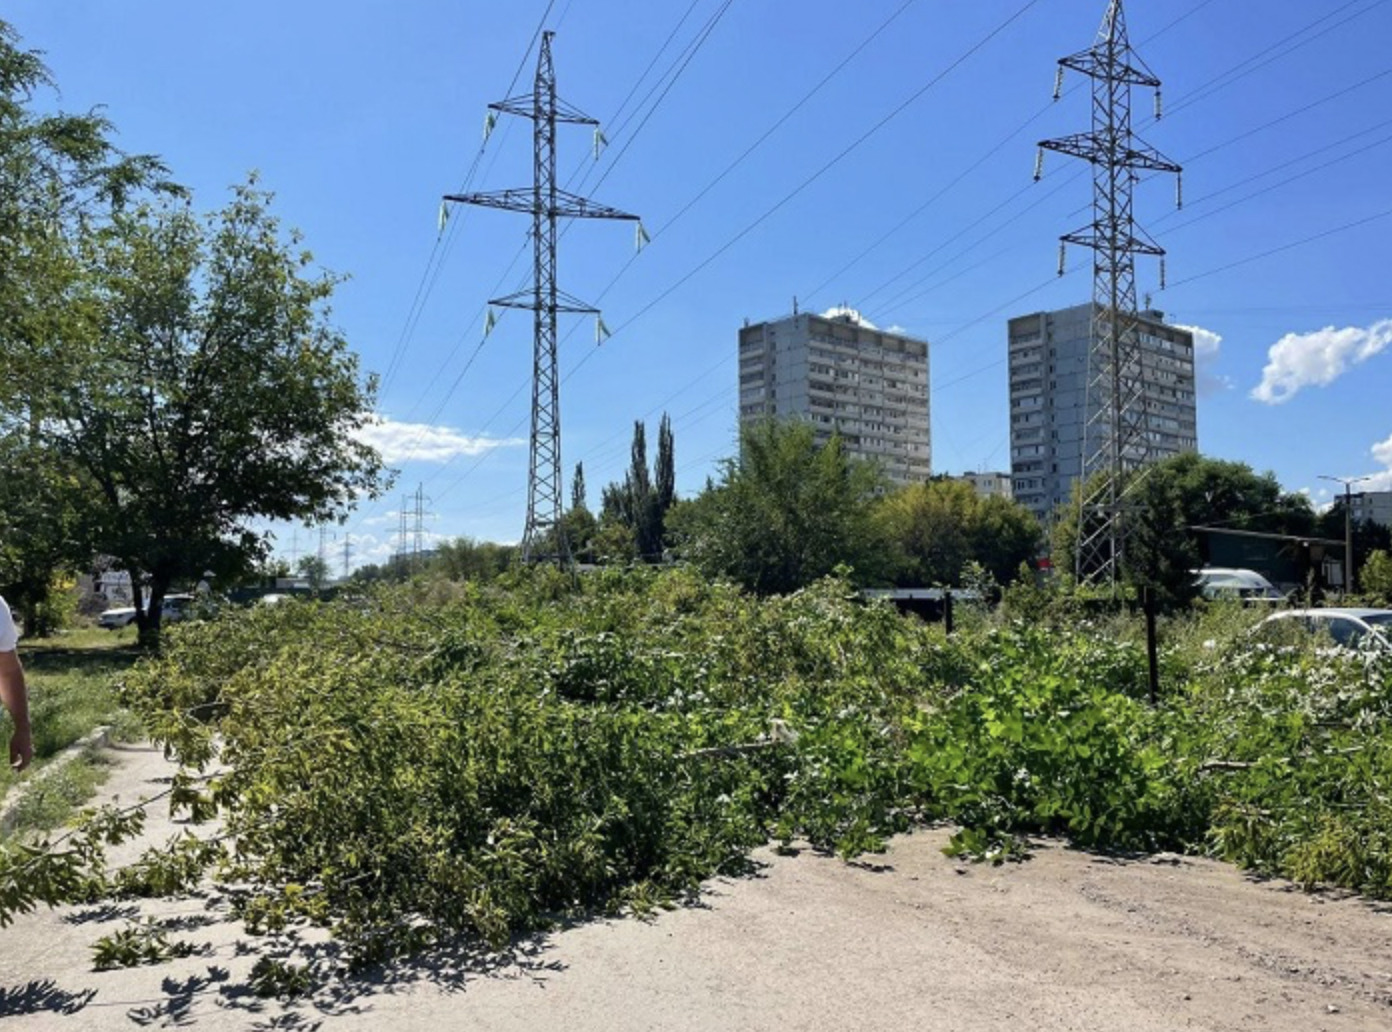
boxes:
[2,743,1391,1031]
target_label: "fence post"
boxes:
[1144,586,1160,707]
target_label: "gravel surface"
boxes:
[2,742,1391,1030]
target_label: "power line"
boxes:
[377,1,558,397]
[354,0,1392,550]
[364,2,734,484]
[369,0,985,519]
[802,0,1218,312]
[563,0,1046,387]
[1165,205,1392,291]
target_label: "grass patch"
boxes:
[0,632,143,810]
[1,749,114,840]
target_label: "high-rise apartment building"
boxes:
[738,308,931,485]
[1350,490,1392,529]
[1007,303,1197,525]
[959,471,1013,500]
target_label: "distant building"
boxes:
[94,570,135,603]
[1007,303,1198,525]
[959,471,1013,500]
[738,307,931,485]
[1350,490,1392,529]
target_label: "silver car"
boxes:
[1257,608,1392,651]
[97,594,196,630]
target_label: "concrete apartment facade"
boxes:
[1350,490,1392,529]
[738,309,931,485]
[959,471,1013,500]
[1007,303,1198,526]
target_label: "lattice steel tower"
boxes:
[446,31,638,563]
[1035,0,1181,591]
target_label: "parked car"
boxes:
[97,605,138,629]
[1256,608,1392,652]
[97,594,197,630]
[1194,567,1285,603]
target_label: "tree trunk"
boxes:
[135,572,170,650]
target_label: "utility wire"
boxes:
[348,0,1392,551]
[377,1,556,397]
[359,0,946,523]
[563,0,1045,387]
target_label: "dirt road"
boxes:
[2,742,1390,1030]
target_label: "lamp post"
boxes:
[1319,474,1374,595]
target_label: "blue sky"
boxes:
[10,0,1392,569]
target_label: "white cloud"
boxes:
[821,306,877,329]
[1250,318,1392,405]
[1373,431,1392,469]
[355,417,525,464]
[1365,432,1392,493]
[1173,323,1229,396]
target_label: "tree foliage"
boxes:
[0,434,86,635]
[0,20,181,627]
[432,536,516,582]
[875,479,1039,587]
[1362,549,1392,604]
[598,414,676,562]
[38,183,388,643]
[670,418,886,594]
[1050,453,1315,606]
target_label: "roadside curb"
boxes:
[0,724,112,837]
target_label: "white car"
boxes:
[97,605,138,629]
[97,594,196,630]
[1257,608,1392,652]
[1194,567,1285,603]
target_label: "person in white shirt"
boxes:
[0,595,32,771]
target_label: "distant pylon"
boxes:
[1035,0,1182,593]
[445,31,639,565]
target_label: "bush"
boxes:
[7,568,1388,970]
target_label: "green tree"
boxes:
[1317,503,1391,592]
[0,434,87,635]
[433,536,516,582]
[1050,453,1315,608]
[655,413,675,514]
[1361,549,1392,604]
[571,461,587,512]
[41,182,389,645]
[0,21,180,627]
[670,418,886,594]
[875,480,1040,587]
[296,554,330,590]
[599,415,676,562]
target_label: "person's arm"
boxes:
[0,650,32,771]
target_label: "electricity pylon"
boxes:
[445,31,639,564]
[1035,0,1181,592]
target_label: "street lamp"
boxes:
[1319,474,1375,595]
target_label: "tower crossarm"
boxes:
[1060,227,1166,258]
[489,287,600,314]
[1040,134,1181,174]
[1057,52,1160,88]
[445,187,638,221]
[490,94,598,126]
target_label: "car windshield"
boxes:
[1362,613,1392,628]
